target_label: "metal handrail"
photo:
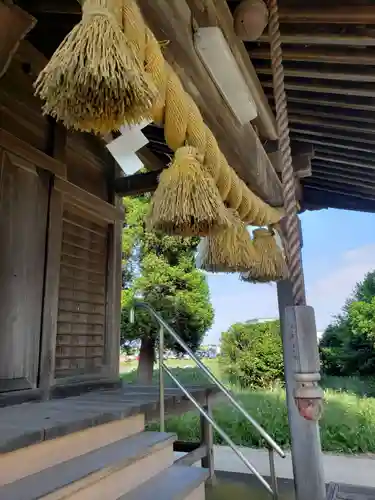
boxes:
[130,301,284,498]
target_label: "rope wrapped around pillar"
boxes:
[267,0,306,306]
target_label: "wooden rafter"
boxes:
[288,115,375,136]
[304,180,375,201]
[314,148,375,166]
[303,186,375,213]
[257,67,375,83]
[258,34,375,46]
[312,173,375,190]
[0,2,36,79]
[251,48,375,67]
[290,127,375,147]
[282,107,375,125]
[268,94,375,114]
[292,135,375,155]
[314,156,375,173]
[227,2,375,24]
[262,80,375,98]
[269,6,375,24]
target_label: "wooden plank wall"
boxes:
[0,41,123,395]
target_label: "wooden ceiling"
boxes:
[227,0,375,213]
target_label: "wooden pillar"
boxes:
[38,122,66,398]
[277,280,325,500]
[105,196,124,378]
[38,182,63,398]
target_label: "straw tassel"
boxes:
[196,210,258,273]
[148,146,231,236]
[241,228,288,283]
[34,0,157,134]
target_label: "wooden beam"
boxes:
[292,135,375,155]
[268,94,375,114]
[312,163,367,179]
[0,2,36,78]
[303,186,375,213]
[136,145,165,171]
[268,151,312,177]
[273,6,375,24]
[304,180,375,201]
[251,48,375,66]
[263,140,313,157]
[185,0,277,140]
[114,170,160,197]
[314,155,375,172]
[16,0,80,14]
[284,107,375,126]
[137,0,283,206]
[257,67,375,83]
[312,166,375,189]
[262,80,375,98]
[314,147,375,166]
[258,34,375,46]
[290,127,375,147]
[227,3,375,24]
[289,115,375,136]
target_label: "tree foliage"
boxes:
[220,320,284,388]
[320,270,375,376]
[120,195,214,381]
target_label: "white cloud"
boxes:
[206,244,375,342]
[307,244,375,330]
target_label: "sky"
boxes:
[204,208,375,344]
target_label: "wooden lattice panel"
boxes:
[55,206,109,377]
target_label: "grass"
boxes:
[121,359,375,455]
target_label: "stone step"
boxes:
[0,413,145,486]
[120,465,209,500]
[0,431,176,500]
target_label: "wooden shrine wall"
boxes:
[0,42,123,396]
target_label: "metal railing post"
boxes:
[159,324,165,432]
[268,447,279,500]
[200,395,215,483]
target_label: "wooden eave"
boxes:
[227,0,375,213]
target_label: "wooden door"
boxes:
[0,149,49,391]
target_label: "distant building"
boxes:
[246,317,278,325]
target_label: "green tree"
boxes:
[121,196,214,383]
[220,320,284,388]
[320,270,375,376]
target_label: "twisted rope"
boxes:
[267,0,306,305]
[123,0,282,227]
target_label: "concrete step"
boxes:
[0,431,176,500]
[0,413,145,486]
[121,465,209,500]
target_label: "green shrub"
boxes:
[220,320,284,389]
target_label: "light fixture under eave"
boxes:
[194,27,258,125]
